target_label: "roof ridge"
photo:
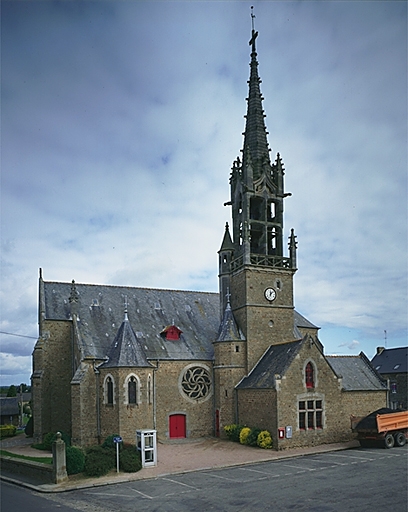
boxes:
[44,280,218,295]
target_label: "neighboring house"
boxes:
[371,347,408,410]
[0,397,19,426]
[32,25,387,450]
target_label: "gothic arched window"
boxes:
[128,376,137,404]
[305,362,314,389]
[106,376,114,404]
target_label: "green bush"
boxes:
[119,444,142,473]
[33,431,71,451]
[257,430,273,449]
[239,427,251,445]
[224,424,244,442]
[0,424,17,439]
[102,434,121,450]
[66,446,85,475]
[247,428,262,447]
[25,416,33,437]
[84,445,115,477]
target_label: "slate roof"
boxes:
[216,302,245,342]
[41,279,320,366]
[0,397,19,416]
[42,281,220,362]
[371,347,408,374]
[102,315,153,368]
[326,354,387,391]
[236,340,303,389]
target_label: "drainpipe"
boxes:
[153,360,159,430]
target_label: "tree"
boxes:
[7,385,17,397]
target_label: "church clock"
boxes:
[264,288,276,302]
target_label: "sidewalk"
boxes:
[0,435,359,493]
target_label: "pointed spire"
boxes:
[103,308,151,368]
[243,18,270,181]
[289,228,298,269]
[219,222,234,252]
[216,293,245,342]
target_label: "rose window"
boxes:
[181,366,211,401]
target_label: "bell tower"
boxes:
[219,21,298,372]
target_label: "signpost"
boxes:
[113,436,122,473]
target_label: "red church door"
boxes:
[169,414,186,439]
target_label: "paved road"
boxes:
[3,446,407,512]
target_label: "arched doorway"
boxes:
[169,414,186,439]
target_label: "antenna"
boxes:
[384,329,387,348]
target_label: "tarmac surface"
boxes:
[0,433,359,493]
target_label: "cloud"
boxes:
[338,340,360,352]
[1,1,406,384]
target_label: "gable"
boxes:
[236,340,303,389]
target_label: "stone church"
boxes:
[32,27,387,449]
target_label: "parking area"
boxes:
[48,446,407,512]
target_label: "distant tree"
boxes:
[7,385,17,397]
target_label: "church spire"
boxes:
[243,13,270,182]
[227,17,295,269]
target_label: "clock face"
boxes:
[264,288,276,301]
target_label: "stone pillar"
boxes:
[52,432,68,483]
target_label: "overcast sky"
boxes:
[1,1,406,387]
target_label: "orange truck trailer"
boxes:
[351,408,408,449]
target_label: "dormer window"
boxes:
[305,362,314,389]
[161,325,182,341]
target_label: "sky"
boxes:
[1,0,407,387]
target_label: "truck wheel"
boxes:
[384,433,395,449]
[394,432,406,447]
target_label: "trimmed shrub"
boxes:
[25,416,33,437]
[257,430,273,449]
[102,434,121,450]
[247,428,262,447]
[43,432,55,451]
[0,424,17,439]
[239,427,251,445]
[120,444,142,473]
[66,446,85,475]
[224,424,244,442]
[84,445,115,477]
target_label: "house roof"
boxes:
[236,340,303,389]
[371,347,408,374]
[0,397,19,416]
[326,354,387,391]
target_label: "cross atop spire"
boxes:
[249,6,258,52]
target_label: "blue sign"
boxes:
[113,436,123,443]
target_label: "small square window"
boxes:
[307,400,314,409]
[299,401,306,410]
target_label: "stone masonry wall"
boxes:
[33,320,73,441]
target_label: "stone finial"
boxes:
[69,280,79,304]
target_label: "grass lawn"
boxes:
[0,449,52,464]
